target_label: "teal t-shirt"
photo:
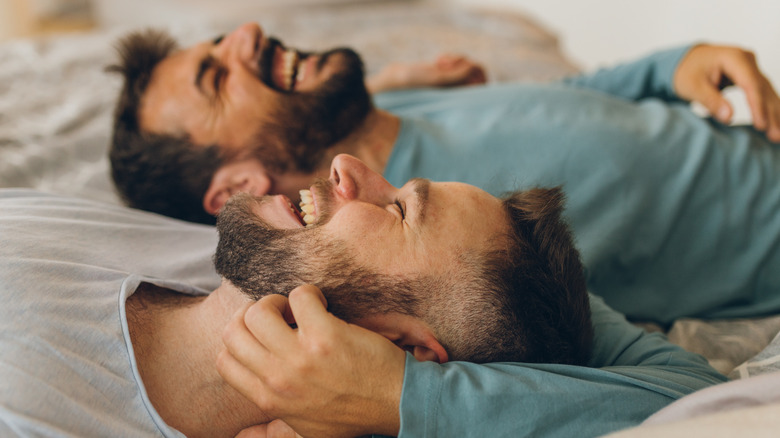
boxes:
[376,45,780,324]
[398,294,725,437]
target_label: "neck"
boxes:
[327,109,400,175]
[126,283,268,437]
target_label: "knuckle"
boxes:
[265,373,295,395]
[215,350,230,372]
[221,323,238,347]
[306,335,335,358]
[253,394,276,414]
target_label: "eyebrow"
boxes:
[410,178,430,225]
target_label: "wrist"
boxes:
[368,347,405,436]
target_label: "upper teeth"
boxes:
[282,50,300,91]
[299,189,315,226]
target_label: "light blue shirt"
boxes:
[0,190,219,437]
[373,46,775,436]
[377,46,780,324]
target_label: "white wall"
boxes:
[452,0,780,87]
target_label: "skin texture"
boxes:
[217,154,511,437]
[674,44,780,142]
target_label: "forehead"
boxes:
[329,181,508,277]
[424,182,508,252]
[138,43,211,139]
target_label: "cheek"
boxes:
[324,209,412,275]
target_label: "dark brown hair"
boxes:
[418,187,592,365]
[106,29,220,225]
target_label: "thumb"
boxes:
[694,82,733,123]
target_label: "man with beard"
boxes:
[108,24,485,225]
[0,156,724,437]
[109,22,780,330]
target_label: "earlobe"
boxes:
[356,313,450,364]
[412,343,449,364]
[203,185,231,216]
[202,160,272,215]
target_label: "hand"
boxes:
[235,419,301,438]
[674,44,780,142]
[217,284,407,438]
[366,53,487,93]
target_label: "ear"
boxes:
[203,159,272,215]
[357,313,449,364]
[409,336,449,364]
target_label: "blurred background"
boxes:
[1,0,777,86]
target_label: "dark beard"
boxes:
[213,193,422,322]
[213,194,318,297]
[250,48,372,174]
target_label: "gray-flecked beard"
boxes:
[213,193,422,323]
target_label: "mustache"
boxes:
[308,177,336,226]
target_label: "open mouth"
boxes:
[275,189,316,228]
[260,37,307,92]
[298,189,316,226]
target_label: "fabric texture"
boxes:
[375,45,780,436]
[377,45,780,326]
[397,294,725,438]
[0,189,220,437]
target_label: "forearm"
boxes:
[561,45,694,101]
[399,355,724,437]
[397,296,726,437]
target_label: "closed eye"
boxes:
[213,65,227,95]
[394,199,406,220]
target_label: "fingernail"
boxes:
[717,106,730,122]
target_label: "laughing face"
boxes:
[214,154,510,319]
[139,22,372,175]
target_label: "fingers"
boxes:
[235,424,269,438]
[219,285,331,390]
[216,347,268,408]
[676,44,780,142]
[720,50,767,130]
[434,53,487,86]
[242,295,297,356]
[234,420,302,438]
[692,80,734,124]
[266,419,303,438]
[726,52,780,142]
[286,284,332,334]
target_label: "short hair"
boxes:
[417,186,592,365]
[106,29,220,225]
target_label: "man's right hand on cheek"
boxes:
[217,284,406,438]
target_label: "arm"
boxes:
[672,44,780,141]
[366,54,487,94]
[561,45,691,102]
[399,295,727,437]
[219,289,725,438]
[564,44,780,140]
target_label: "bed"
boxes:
[2,0,779,435]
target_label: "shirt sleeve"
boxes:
[396,294,727,438]
[560,45,695,102]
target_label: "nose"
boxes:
[329,154,395,202]
[212,22,262,66]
